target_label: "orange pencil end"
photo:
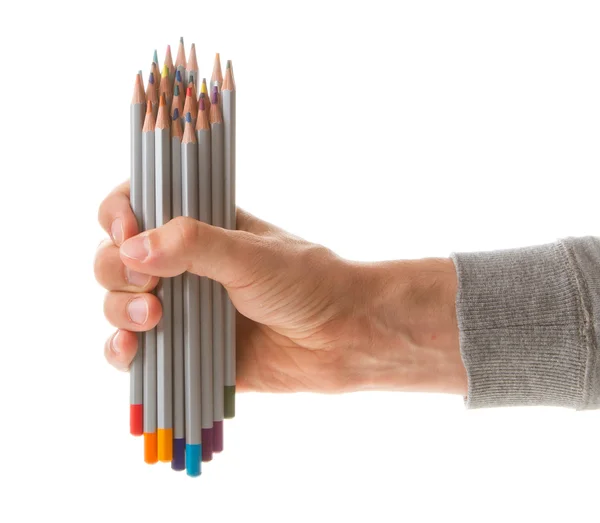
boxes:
[144,432,158,464]
[157,429,173,462]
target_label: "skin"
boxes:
[95,181,467,396]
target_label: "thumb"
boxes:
[119,216,259,287]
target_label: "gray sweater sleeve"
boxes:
[451,237,600,409]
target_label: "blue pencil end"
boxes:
[186,444,202,477]
[172,438,186,471]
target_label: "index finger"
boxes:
[98,181,138,246]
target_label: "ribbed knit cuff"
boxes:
[451,238,600,409]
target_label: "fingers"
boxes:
[104,330,138,371]
[98,181,138,246]
[119,216,265,287]
[94,239,158,291]
[103,291,162,331]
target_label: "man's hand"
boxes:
[94,181,467,395]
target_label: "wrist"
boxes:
[343,258,467,395]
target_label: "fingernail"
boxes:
[111,218,124,246]
[128,298,148,325]
[126,268,151,287]
[121,235,150,261]
[111,331,122,354]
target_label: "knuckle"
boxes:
[172,216,200,252]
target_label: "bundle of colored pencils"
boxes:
[129,38,236,477]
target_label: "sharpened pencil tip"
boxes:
[176,70,182,82]
[226,60,231,69]
[189,74,195,85]
[146,100,152,113]
[160,93,167,107]
[211,89,218,104]
[186,86,193,97]
[149,72,155,84]
[153,49,158,63]
[180,36,184,44]
[198,97,205,111]
[185,112,192,123]
[162,65,168,78]
[174,85,180,96]
[173,108,180,120]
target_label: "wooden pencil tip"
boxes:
[185,112,192,123]
[160,93,167,107]
[186,86,193,97]
[146,100,152,113]
[162,65,168,78]
[149,72,155,84]
[198,97,205,111]
[180,36,184,43]
[226,60,231,69]
[174,85,180,96]
[173,108,180,120]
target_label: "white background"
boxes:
[0,1,598,522]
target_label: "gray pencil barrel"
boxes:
[171,136,185,440]
[182,139,202,446]
[142,129,157,434]
[130,102,144,408]
[198,128,214,429]
[155,127,173,437]
[222,89,237,396]
[210,122,225,422]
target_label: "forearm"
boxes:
[343,258,467,395]
[343,236,600,410]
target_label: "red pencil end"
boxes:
[130,404,143,436]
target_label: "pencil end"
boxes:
[130,404,143,436]
[224,386,236,419]
[213,421,224,453]
[157,429,173,462]
[202,429,214,462]
[144,432,158,464]
[185,444,202,477]
[172,438,186,471]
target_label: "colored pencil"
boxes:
[197,97,214,462]
[175,37,187,88]
[170,107,186,471]
[129,73,145,437]
[142,100,158,463]
[155,94,173,463]
[183,85,198,130]
[159,65,173,110]
[222,60,236,418]
[146,71,159,118]
[164,45,175,87]
[200,78,211,113]
[208,92,225,451]
[186,43,199,91]
[182,112,202,477]
[171,85,184,131]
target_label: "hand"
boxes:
[95,181,467,395]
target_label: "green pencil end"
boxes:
[224,386,236,419]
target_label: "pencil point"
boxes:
[185,112,192,123]
[211,86,218,104]
[180,36,184,44]
[153,49,158,64]
[173,108,180,120]
[198,96,205,111]
[160,93,167,107]
[149,72,155,85]
[174,85,180,96]
[176,70,182,82]
[226,60,231,69]
[146,100,152,113]
[162,65,168,78]
[186,86,193,98]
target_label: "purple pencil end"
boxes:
[202,429,214,462]
[171,438,186,471]
[213,421,224,453]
